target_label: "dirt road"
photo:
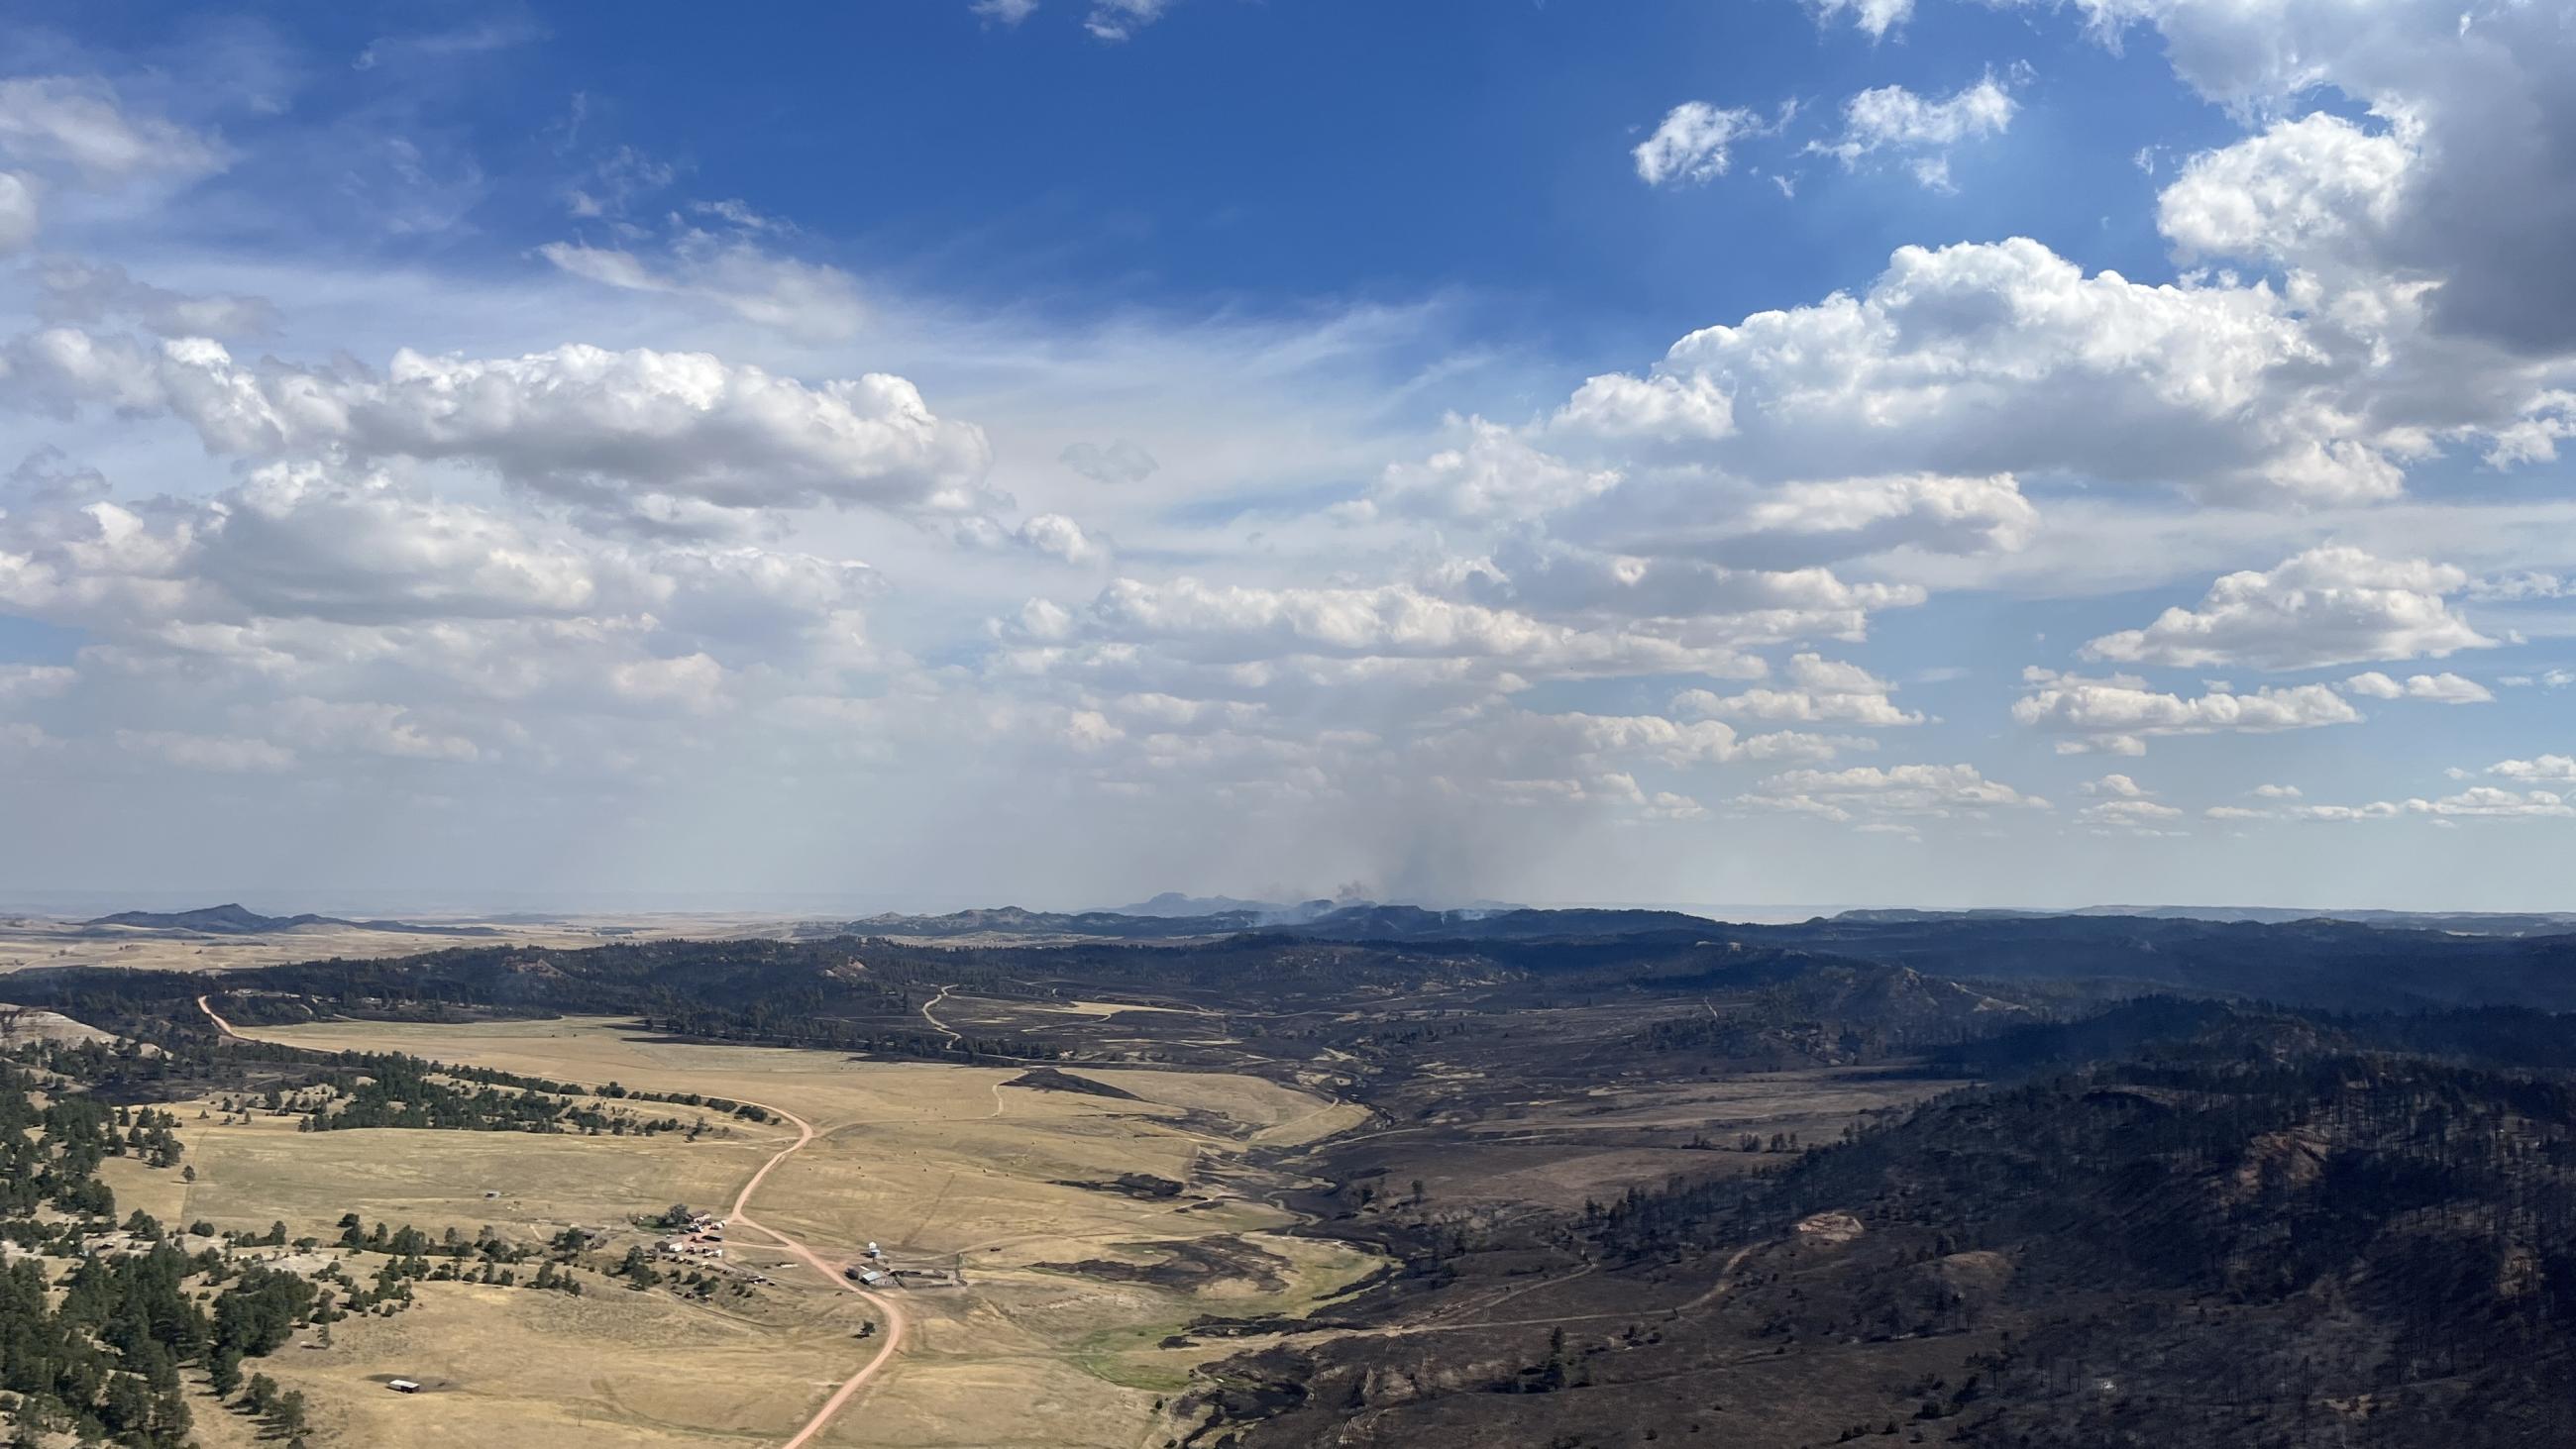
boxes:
[726,1101,909,1449]
[195,994,908,1447]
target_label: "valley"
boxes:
[8,906,2576,1447]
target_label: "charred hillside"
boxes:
[1184,1002,2576,1449]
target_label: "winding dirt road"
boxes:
[195,995,907,1447]
[726,1101,909,1449]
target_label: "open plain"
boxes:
[133,1013,1384,1448]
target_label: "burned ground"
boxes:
[13,913,2576,1447]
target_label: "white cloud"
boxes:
[2084,547,2493,672]
[1065,575,1767,679]
[0,76,225,180]
[0,458,887,746]
[0,76,225,256]
[1727,473,2037,562]
[1085,0,1178,42]
[1020,513,1103,565]
[537,217,865,342]
[1552,371,1735,442]
[1435,538,1923,647]
[1652,238,2412,505]
[2251,782,2303,799]
[1814,71,2021,190]
[2403,787,2574,820]
[2240,786,2576,825]
[972,0,1040,25]
[1672,653,1922,726]
[2052,0,2576,354]
[2,335,992,531]
[2485,395,2576,470]
[262,697,480,762]
[2075,774,2186,831]
[2341,671,2492,704]
[1804,0,1912,39]
[2467,570,2570,603]
[2158,112,2413,267]
[2488,755,2576,783]
[1376,418,1619,519]
[1741,763,2050,823]
[2012,669,2362,754]
[2079,796,2186,830]
[1634,102,1764,187]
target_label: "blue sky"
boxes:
[0,0,2572,912]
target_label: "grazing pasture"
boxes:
[172,1014,1382,1447]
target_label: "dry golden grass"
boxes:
[164,1015,1385,1447]
[0,913,823,976]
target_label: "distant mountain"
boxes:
[1753,912,2576,1010]
[846,905,1266,940]
[81,903,495,937]
[1836,904,2576,936]
[2071,904,2576,935]
[1114,892,1287,917]
[1274,904,1716,941]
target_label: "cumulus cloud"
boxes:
[1062,575,1767,678]
[1437,538,1923,647]
[1672,653,1923,726]
[1724,472,2036,563]
[957,511,1107,565]
[2228,786,2574,824]
[1651,238,2412,505]
[1813,70,2021,191]
[1740,763,2050,823]
[2341,671,2492,704]
[1552,371,1736,442]
[2084,547,2494,672]
[1804,0,1912,39]
[1375,418,1619,519]
[0,335,993,530]
[2487,755,2576,783]
[1634,102,1766,187]
[2158,112,2413,268]
[262,696,480,762]
[2054,0,2576,353]
[0,459,887,741]
[2012,669,2361,754]
[2079,796,2186,831]
[2074,774,2186,831]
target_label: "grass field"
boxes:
[159,1015,1383,1448]
[0,913,813,976]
